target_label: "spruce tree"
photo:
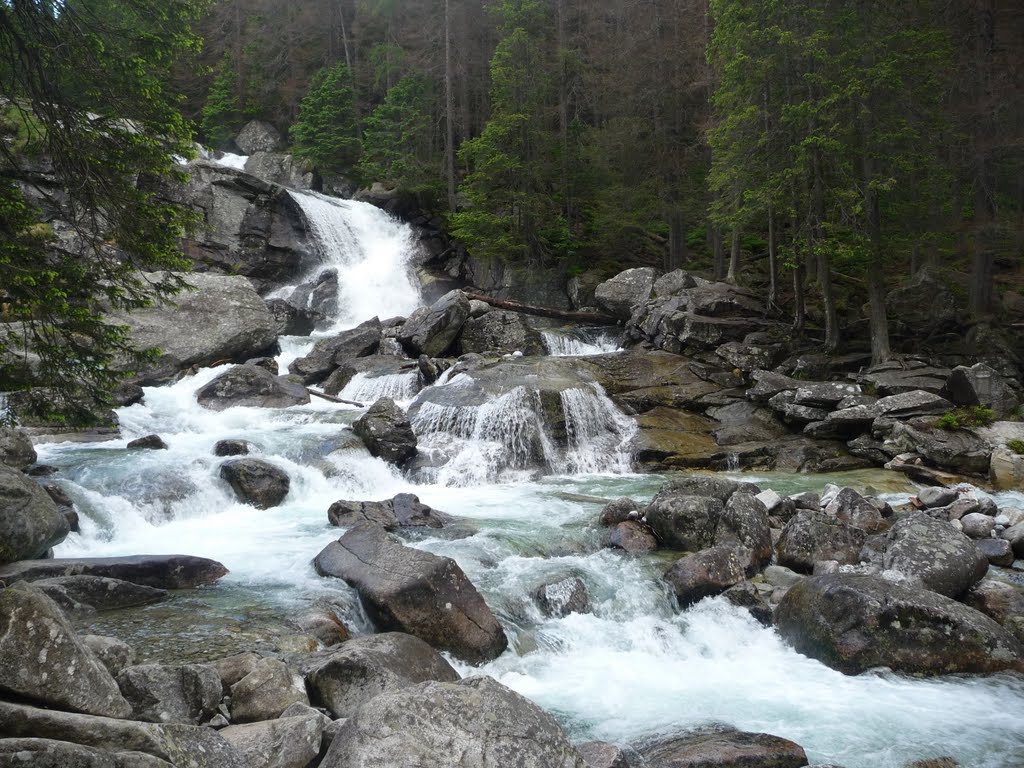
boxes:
[290,63,361,174]
[201,53,243,149]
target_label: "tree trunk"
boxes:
[792,257,806,335]
[666,208,686,271]
[444,0,457,211]
[463,293,616,324]
[767,204,778,311]
[867,269,891,365]
[811,149,838,351]
[711,223,725,280]
[726,227,740,283]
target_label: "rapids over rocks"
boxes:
[36,189,1024,768]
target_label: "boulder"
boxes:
[976,537,1015,567]
[882,513,988,597]
[0,700,244,767]
[609,521,658,554]
[116,664,221,725]
[655,475,760,502]
[313,525,507,663]
[398,289,471,357]
[663,545,749,608]
[886,419,992,476]
[599,498,641,527]
[915,487,958,509]
[775,573,1024,675]
[577,741,631,768]
[320,676,585,768]
[717,492,772,570]
[265,296,320,336]
[111,273,279,386]
[0,464,70,565]
[301,632,460,719]
[942,363,1020,417]
[0,738,171,767]
[81,636,135,679]
[32,576,167,613]
[458,310,545,356]
[234,120,283,154]
[195,365,309,411]
[640,726,808,768]
[229,658,308,723]
[776,511,866,573]
[1004,523,1024,558]
[594,268,658,320]
[964,580,1024,641]
[126,435,168,450]
[213,439,251,457]
[287,319,382,385]
[823,488,887,534]
[959,512,995,539]
[533,576,590,618]
[0,585,132,718]
[219,458,290,509]
[721,581,773,626]
[351,398,417,467]
[220,713,324,768]
[644,495,723,552]
[328,493,451,531]
[215,654,260,691]
[0,555,228,590]
[0,426,36,470]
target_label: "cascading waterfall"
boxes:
[542,330,622,357]
[339,371,420,406]
[558,383,636,474]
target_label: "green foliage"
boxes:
[201,53,243,148]
[935,406,996,431]
[0,0,205,425]
[290,63,360,174]
[1006,439,1024,456]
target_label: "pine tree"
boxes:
[201,52,243,148]
[290,63,361,174]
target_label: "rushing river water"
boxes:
[38,192,1024,767]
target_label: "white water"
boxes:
[339,371,420,407]
[542,330,622,357]
[211,152,249,170]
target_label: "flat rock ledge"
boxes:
[0,554,229,590]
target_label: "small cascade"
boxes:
[285,191,421,330]
[339,371,420,405]
[558,383,637,474]
[211,152,248,170]
[542,329,621,357]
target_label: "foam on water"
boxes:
[542,330,622,357]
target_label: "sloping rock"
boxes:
[0,555,227,590]
[707,401,788,447]
[640,726,808,768]
[632,408,720,471]
[0,585,132,718]
[287,319,382,385]
[0,464,69,565]
[195,365,309,411]
[398,289,470,357]
[220,714,323,768]
[0,426,36,470]
[664,545,749,608]
[609,521,658,554]
[219,458,290,509]
[776,511,866,573]
[301,632,460,719]
[458,310,545,355]
[229,658,308,723]
[116,664,221,725]
[941,363,1020,416]
[885,419,991,475]
[32,576,167,614]
[351,398,417,467]
[595,268,658,320]
[775,573,1024,675]
[328,493,451,531]
[0,738,171,767]
[111,273,279,386]
[881,513,988,597]
[82,636,135,679]
[320,677,585,768]
[313,525,507,662]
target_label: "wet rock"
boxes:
[942,363,1020,417]
[235,120,283,154]
[823,488,887,534]
[599,498,641,527]
[0,426,37,470]
[125,434,168,451]
[577,741,631,768]
[959,512,995,539]
[915,487,958,509]
[0,585,132,718]
[0,554,228,590]
[1004,523,1024,558]
[708,401,788,447]
[976,538,1015,567]
[721,581,773,626]
[116,663,221,725]
[322,354,414,398]
[656,474,760,503]
[645,494,723,552]
[775,573,1024,675]
[533,576,590,617]
[327,493,452,531]
[313,525,507,662]
[220,713,324,768]
[196,365,309,411]
[290,608,351,648]
[398,289,471,357]
[0,738,171,767]
[595,267,657,320]
[213,439,251,457]
[320,676,585,768]
[0,464,70,565]
[219,458,290,509]
[301,632,460,719]
[265,296,320,336]
[0,700,244,767]
[776,511,866,573]
[351,397,417,467]
[717,492,772,570]
[664,545,749,608]
[882,513,988,597]
[287,319,382,385]
[609,521,658,554]
[640,726,808,768]
[81,636,135,679]
[32,576,167,613]
[963,580,1024,642]
[458,310,544,356]
[229,658,308,723]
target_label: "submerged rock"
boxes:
[327,493,452,531]
[532,576,590,618]
[32,575,167,614]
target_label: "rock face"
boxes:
[327,493,451,531]
[195,365,310,411]
[881,513,988,597]
[458,310,545,356]
[320,676,585,768]
[398,289,471,357]
[775,573,1024,675]
[0,426,36,469]
[594,267,657,320]
[351,398,418,467]
[0,464,70,565]
[313,524,507,663]
[942,362,1020,416]
[302,632,460,719]
[219,458,290,509]
[0,585,132,718]
[640,727,808,768]
[116,663,221,725]
[0,555,228,590]
[112,273,279,385]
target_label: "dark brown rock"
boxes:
[219,458,290,509]
[351,398,417,467]
[609,521,658,554]
[664,545,749,608]
[641,726,808,768]
[0,555,227,590]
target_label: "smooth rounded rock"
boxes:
[0,464,69,566]
[229,658,309,723]
[881,513,988,597]
[0,426,37,470]
[219,458,290,509]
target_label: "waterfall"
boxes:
[339,371,420,406]
[558,383,636,474]
[285,191,422,330]
[541,329,622,357]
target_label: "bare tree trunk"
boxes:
[711,223,725,281]
[444,0,457,211]
[666,208,686,271]
[868,269,891,365]
[767,204,778,311]
[792,257,806,335]
[726,227,740,284]
[811,149,838,351]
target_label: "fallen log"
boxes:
[307,388,364,407]
[463,292,617,324]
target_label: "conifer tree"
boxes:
[290,63,361,173]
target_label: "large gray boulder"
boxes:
[886,419,992,475]
[321,676,585,768]
[644,494,723,552]
[313,525,507,663]
[112,273,279,385]
[640,726,808,768]
[0,464,69,565]
[219,458,290,509]
[0,426,36,470]
[195,365,309,411]
[229,658,308,723]
[716,492,772,569]
[942,362,1020,417]
[115,664,221,725]
[881,513,988,597]
[457,310,545,356]
[351,398,417,467]
[398,289,471,357]
[663,545,749,608]
[0,585,132,718]
[220,713,324,768]
[594,268,657,320]
[287,319,382,385]
[302,632,460,719]
[0,555,228,590]
[328,493,451,531]
[0,738,171,767]
[32,575,167,614]
[775,511,866,573]
[775,573,1024,675]
[234,120,283,154]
